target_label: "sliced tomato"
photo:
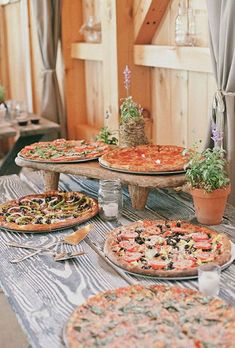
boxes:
[123,252,142,263]
[162,230,172,237]
[194,241,212,250]
[191,232,209,242]
[173,259,195,269]
[149,260,168,270]
[171,227,190,234]
[119,241,137,252]
[119,232,138,240]
[195,252,214,262]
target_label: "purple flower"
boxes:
[123,65,131,96]
[211,123,223,146]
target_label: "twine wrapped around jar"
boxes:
[119,118,149,148]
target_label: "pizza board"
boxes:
[105,242,235,281]
[17,154,100,164]
[99,161,186,175]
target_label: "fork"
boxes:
[8,224,93,263]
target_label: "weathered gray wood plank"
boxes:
[0,170,234,348]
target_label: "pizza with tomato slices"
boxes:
[18,139,110,163]
[0,191,98,232]
[99,144,188,173]
[65,284,235,348]
[104,220,231,277]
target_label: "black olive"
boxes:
[154,252,160,257]
[161,256,166,260]
[135,227,144,233]
[184,245,190,250]
[176,221,181,227]
[156,224,163,231]
[135,236,145,245]
[142,265,151,269]
[166,223,171,228]
[167,261,174,270]
[147,246,153,249]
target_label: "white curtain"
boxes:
[207,0,235,204]
[32,0,66,137]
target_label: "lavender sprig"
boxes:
[211,122,223,148]
[123,65,131,97]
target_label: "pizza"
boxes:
[104,220,231,277]
[18,139,110,162]
[99,144,188,173]
[65,284,235,348]
[0,191,98,232]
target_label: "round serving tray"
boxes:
[104,242,235,281]
[99,161,186,175]
[17,154,100,164]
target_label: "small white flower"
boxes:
[141,154,146,158]
[155,159,161,164]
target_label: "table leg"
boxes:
[43,171,60,191]
[128,185,150,210]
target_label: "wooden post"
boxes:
[43,171,60,191]
[128,185,150,210]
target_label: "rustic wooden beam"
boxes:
[134,45,213,73]
[71,43,103,61]
[135,0,171,44]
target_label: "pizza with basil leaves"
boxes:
[65,284,235,348]
[18,139,110,163]
[0,191,98,232]
[104,220,231,277]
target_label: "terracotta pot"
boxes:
[190,184,231,225]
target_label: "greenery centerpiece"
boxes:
[96,126,118,145]
[185,128,230,225]
[119,66,149,147]
[0,84,6,108]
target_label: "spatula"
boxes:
[8,224,93,263]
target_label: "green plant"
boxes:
[96,126,118,145]
[120,96,143,123]
[0,85,5,104]
[185,147,230,192]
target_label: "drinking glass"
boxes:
[98,179,122,221]
[198,263,221,296]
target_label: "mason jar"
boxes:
[98,179,122,221]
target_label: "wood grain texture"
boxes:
[15,157,186,189]
[0,171,234,347]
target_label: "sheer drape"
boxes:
[32,0,66,137]
[207,0,235,204]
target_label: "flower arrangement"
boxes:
[185,146,229,192]
[119,65,148,147]
[96,126,118,145]
[185,124,230,225]
[185,123,229,192]
[0,85,5,104]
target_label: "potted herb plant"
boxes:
[96,126,118,145]
[119,66,148,147]
[185,135,230,225]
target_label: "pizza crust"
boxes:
[104,220,232,278]
[0,191,99,233]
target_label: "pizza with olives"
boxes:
[18,139,110,163]
[0,191,98,232]
[99,144,188,173]
[104,220,231,277]
[65,284,235,348]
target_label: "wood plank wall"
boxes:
[150,0,216,149]
[0,0,216,150]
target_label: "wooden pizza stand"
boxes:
[15,157,186,210]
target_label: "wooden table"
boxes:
[0,171,234,348]
[0,117,60,176]
[15,158,186,210]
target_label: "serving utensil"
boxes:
[8,223,93,263]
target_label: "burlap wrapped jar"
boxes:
[119,118,149,148]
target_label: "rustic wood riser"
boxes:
[15,158,186,210]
